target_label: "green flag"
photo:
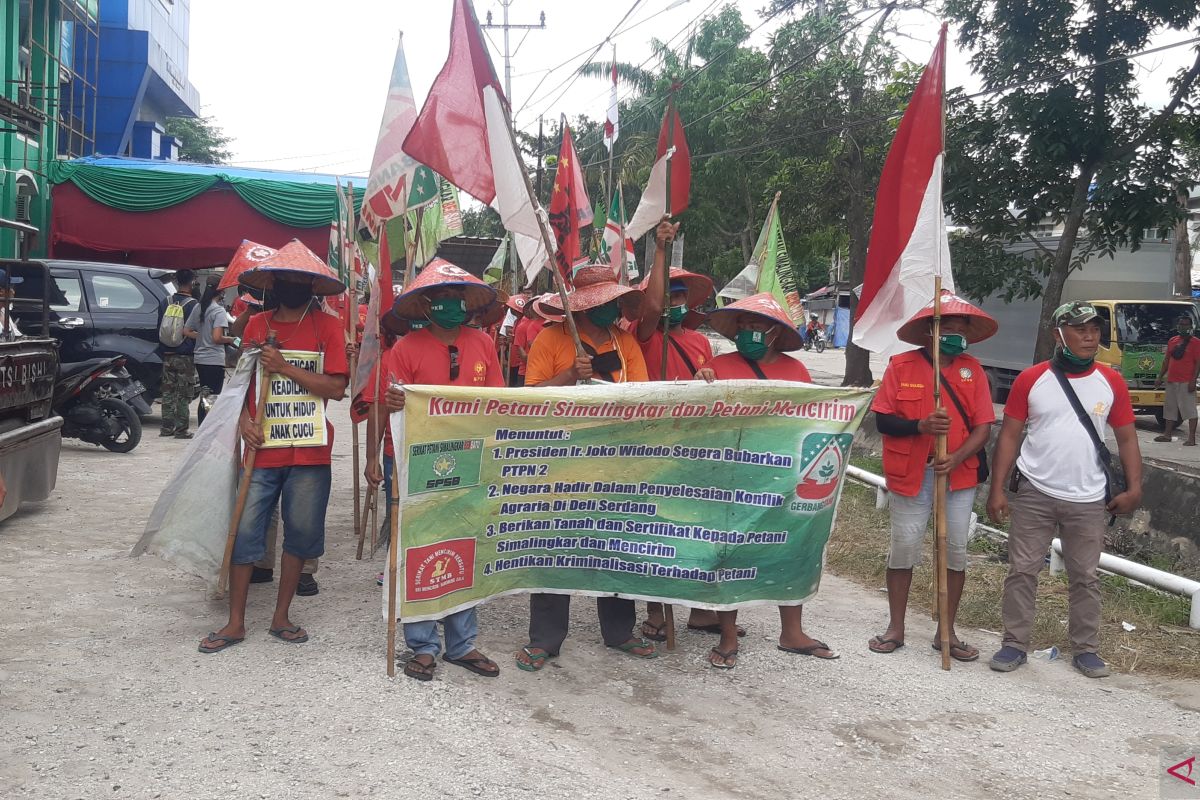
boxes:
[407,177,466,267]
[749,195,803,324]
[483,233,509,286]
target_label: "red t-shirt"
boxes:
[513,317,544,375]
[384,326,505,389]
[871,351,995,496]
[640,327,714,380]
[1165,335,1200,383]
[243,310,349,469]
[707,351,811,382]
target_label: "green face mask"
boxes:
[736,329,769,361]
[587,301,621,329]
[428,297,467,329]
[939,333,968,357]
[668,304,687,327]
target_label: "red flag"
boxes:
[547,121,590,284]
[400,0,504,205]
[627,101,691,239]
[852,25,951,357]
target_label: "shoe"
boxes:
[174,431,194,440]
[1072,652,1110,678]
[376,573,384,586]
[249,567,273,584]
[296,573,319,596]
[988,646,1028,672]
[158,428,177,437]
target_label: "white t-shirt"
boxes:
[1003,361,1135,503]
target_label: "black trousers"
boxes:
[527,593,635,655]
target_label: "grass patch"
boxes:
[829,480,1200,679]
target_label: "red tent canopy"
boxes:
[50,182,331,269]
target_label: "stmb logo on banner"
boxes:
[387,381,873,622]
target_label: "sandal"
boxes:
[268,625,308,644]
[778,640,839,659]
[868,635,905,654]
[932,638,980,662]
[640,619,669,642]
[443,651,500,677]
[609,638,658,659]
[687,623,747,637]
[709,647,738,669]
[198,632,244,654]
[515,646,551,672]
[404,655,437,682]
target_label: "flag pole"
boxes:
[344,183,364,557]
[932,22,951,672]
[659,89,677,652]
[603,45,617,216]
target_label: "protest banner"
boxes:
[387,380,873,623]
[259,350,327,449]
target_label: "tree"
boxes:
[944,0,1200,361]
[163,115,234,164]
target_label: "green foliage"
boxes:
[461,205,504,238]
[163,115,233,164]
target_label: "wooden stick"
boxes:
[218,336,275,596]
[659,90,679,652]
[386,413,403,677]
[932,276,951,671]
[350,350,362,548]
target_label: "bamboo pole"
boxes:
[659,90,678,652]
[932,277,951,671]
[386,442,401,677]
[218,334,276,596]
[350,350,362,546]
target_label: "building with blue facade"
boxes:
[94,0,199,159]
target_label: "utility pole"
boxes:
[483,1,546,123]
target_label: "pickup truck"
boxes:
[0,260,62,523]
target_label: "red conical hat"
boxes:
[218,240,277,290]
[531,292,564,322]
[238,292,263,307]
[543,265,643,317]
[391,258,496,319]
[505,293,530,314]
[896,291,998,346]
[239,239,346,296]
[637,267,714,308]
[707,292,804,352]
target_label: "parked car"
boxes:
[12,260,174,401]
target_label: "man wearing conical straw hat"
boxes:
[866,292,997,662]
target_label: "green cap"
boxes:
[1052,301,1098,327]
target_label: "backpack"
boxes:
[158,294,196,350]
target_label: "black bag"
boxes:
[581,341,621,382]
[919,350,990,483]
[1049,364,1123,504]
[666,333,698,377]
[739,354,768,380]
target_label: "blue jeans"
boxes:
[404,608,479,659]
[231,465,331,564]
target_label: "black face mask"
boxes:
[273,282,311,310]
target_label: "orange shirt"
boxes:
[870,350,994,496]
[525,324,648,385]
[640,327,713,380]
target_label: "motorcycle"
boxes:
[53,356,145,453]
[803,326,828,353]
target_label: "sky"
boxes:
[187,0,1197,180]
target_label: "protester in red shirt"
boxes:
[199,242,348,655]
[1154,314,1200,446]
[371,259,504,682]
[512,305,545,386]
[691,293,828,668]
[867,293,997,663]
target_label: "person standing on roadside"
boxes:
[693,293,834,668]
[988,301,1143,678]
[866,294,997,662]
[1153,314,1200,447]
[184,283,234,426]
[371,260,505,682]
[159,270,199,439]
[198,243,348,654]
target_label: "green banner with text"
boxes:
[389,380,873,622]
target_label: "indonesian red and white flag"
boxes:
[362,34,422,236]
[401,0,551,283]
[604,57,619,151]
[852,26,952,358]
[626,101,690,241]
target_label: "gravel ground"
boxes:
[2,399,1199,800]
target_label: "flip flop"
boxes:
[198,632,244,654]
[687,623,747,637]
[515,646,552,672]
[868,635,905,654]
[1154,435,1173,442]
[404,656,436,682]
[932,639,980,662]
[709,647,738,669]
[609,638,658,659]
[443,652,500,677]
[268,625,309,644]
[778,640,840,659]
[640,619,669,642]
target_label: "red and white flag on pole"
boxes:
[626,100,690,240]
[604,53,619,151]
[401,0,551,283]
[362,34,423,236]
[852,25,951,357]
